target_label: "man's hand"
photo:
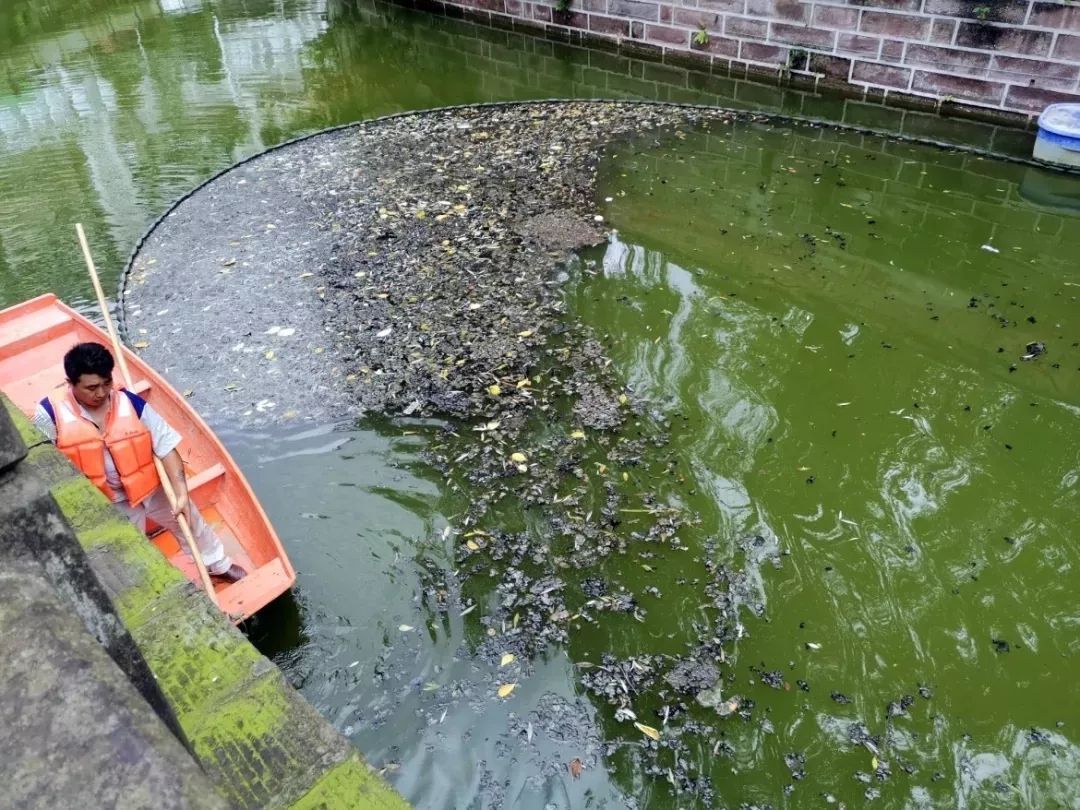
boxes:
[171,489,193,526]
[161,449,193,525]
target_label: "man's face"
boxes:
[71,374,112,409]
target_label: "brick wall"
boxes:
[427,0,1080,119]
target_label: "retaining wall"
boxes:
[0,394,409,810]
[410,0,1080,121]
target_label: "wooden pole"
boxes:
[75,223,219,608]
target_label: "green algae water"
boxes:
[4,0,1080,808]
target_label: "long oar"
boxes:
[75,223,219,608]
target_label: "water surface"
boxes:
[3,0,1079,807]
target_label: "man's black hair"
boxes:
[64,342,114,383]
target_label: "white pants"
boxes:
[117,487,231,575]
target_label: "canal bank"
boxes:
[0,395,408,809]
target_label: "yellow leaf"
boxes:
[570,430,586,439]
[416,209,427,219]
[265,350,275,360]
[487,384,501,396]
[871,756,879,770]
[466,540,480,551]
[618,394,628,405]
[516,464,528,473]
[622,472,629,482]
[497,683,517,698]
[517,330,534,338]
[516,379,531,388]
[510,452,527,463]
[500,653,515,667]
[133,340,149,349]
[635,722,661,741]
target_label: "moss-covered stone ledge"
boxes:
[2,394,408,810]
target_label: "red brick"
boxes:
[580,0,606,11]
[463,0,505,11]
[848,0,920,9]
[646,23,688,44]
[904,43,991,77]
[659,4,672,22]
[929,18,955,44]
[912,70,1005,104]
[725,15,769,38]
[745,0,809,23]
[1054,33,1080,61]
[505,0,523,12]
[837,32,882,56]
[852,59,912,87]
[553,9,588,27]
[956,24,1051,55]
[990,54,1080,89]
[770,22,836,48]
[740,40,790,63]
[674,7,708,27]
[631,20,644,36]
[813,5,859,29]
[691,33,741,56]
[1005,84,1080,112]
[924,0,1025,22]
[609,0,660,21]
[860,11,930,39]
[698,0,745,11]
[590,13,631,34]
[880,38,904,59]
[1028,2,1080,28]
[808,52,853,77]
[533,4,552,21]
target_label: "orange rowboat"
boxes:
[0,293,295,621]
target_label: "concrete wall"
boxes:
[411,0,1080,120]
[0,394,409,810]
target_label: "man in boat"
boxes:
[33,342,247,583]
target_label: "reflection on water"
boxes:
[572,118,1080,806]
[4,0,1080,806]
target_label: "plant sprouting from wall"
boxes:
[693,24,709,46]
[555,0,571,12]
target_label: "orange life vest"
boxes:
[49,389,159,507]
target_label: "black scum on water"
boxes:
[127,103,954,807]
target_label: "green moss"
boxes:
[49,476,117,532]
[136,595,265,724]
[1,395,44,448]
[291,754,410,810]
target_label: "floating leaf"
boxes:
[570,430,586,439]
[415,209,427,219]
[516,464,528,473]
[497,683,517,698]
[622,472,629,482]
[516,379,531,388]
[487,384,501,396]
[133,340,149,349]
[500,653,515,667]
[618,394,628,405]
[568,759,583,779]
[398,624,414,632]
[264,350,275,360]
[465,540,480,551]
[182,389,194,398]
[423,682,439,692]
[510,452,527,463]
[517,329,534,338]
[635,722,661,741]
[871,756,879,770]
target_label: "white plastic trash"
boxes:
[1034,103,1080,168]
